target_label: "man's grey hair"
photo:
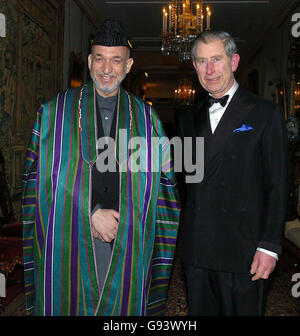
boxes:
[191,31,237,62]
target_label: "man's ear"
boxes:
[231,53,240,72]
[126,58,134,74]
[88,54,92,70]
[192,61,198,71]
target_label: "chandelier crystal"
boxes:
[161,0,212,62]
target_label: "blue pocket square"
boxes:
[233,124,253,133]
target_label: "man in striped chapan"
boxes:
[22,19,180,316]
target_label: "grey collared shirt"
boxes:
[96,93,117,137]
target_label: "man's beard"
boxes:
[90,68,127,95]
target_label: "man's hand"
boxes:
[91,209,119,242]
[250,250,276,281]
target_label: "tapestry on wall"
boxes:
[0,0,63,219]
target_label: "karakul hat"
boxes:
[93,19,132,48]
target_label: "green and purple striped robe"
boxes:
[22,82,180,316]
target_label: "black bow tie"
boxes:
[208,95,229,108]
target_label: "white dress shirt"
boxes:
[208,80,239,133]
[208,80,278,261]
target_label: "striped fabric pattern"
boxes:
[22,82,180,316]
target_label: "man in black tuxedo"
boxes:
[179,31,288,316]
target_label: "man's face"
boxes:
[193,39,240,98]
[88,45,134,97]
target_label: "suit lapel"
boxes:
[205,86,255,166]
[192,99,213,168]
[195,99,211,138]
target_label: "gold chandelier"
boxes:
[175,78,196,105]
[161,0,212,62]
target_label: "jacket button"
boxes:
[104,187,108,193]
[231,154,236,160]
[221,208,227,213]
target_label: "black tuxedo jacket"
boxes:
[179,86,288,274]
